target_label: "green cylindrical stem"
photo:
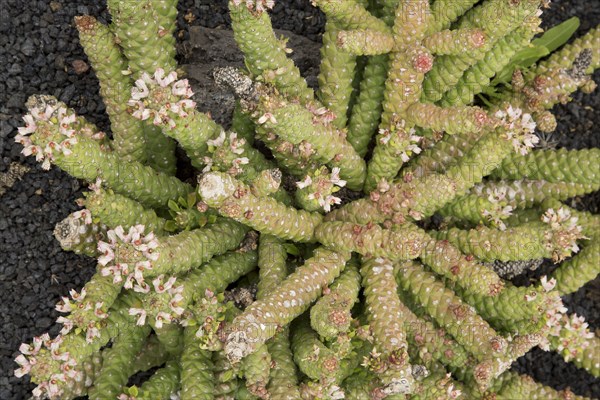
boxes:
[423,0,541,102]
[125,359,180,400]
[436,223,553,262]
[310,259,361,339]
[491,148,600,184]
[87,326,150,400]
[107,0,177,77]
[257,234,288,299]
[419,236,504,296]
[85,189,167,234]
[396,262,507,361]
[257,99,366,190]
[256,235,302,399]
[24,99,192,208]
[225,248,350,362]
[75,15,147,164]
[403,129,483,179]
[181,326,214,400]
[441,179,600,227]
[318,21,357,128]
[552,238,600,296]
[440,26,536,106]
[198,172,323,243]
[132,334,170,372]
[291,315,347,383]
[150,219,249,277]
[406,103,491,135]
[313,0,391,32]
[336,28,395,55]
[423,28,486,56]
[346,55,389,157]
[315,221,429,260]
[242,343,271,398]
[429,0,479,33]
[185,249,258,304]
[229,1,313,103]
[106,0,178,175]
[361,257,410,355]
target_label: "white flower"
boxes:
[330,167,346,187]
[57,316,73,335]
[378,128,392,145]
[207,130,227,147]
[97,241,115,266]
[540,276,557,292]
[129,308,147,326]
[296,175,313,189]
[152,275,177,294]
[14,354,33,377]
[257,112,277,124]
[321,195,342,212]
[155,312,172,329]
[155,68,178,87]
[18,114,37,136]
[172,79,193,97]
[233,157,249,165]
[132,78,150,100]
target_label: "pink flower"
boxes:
[131,78,150,100]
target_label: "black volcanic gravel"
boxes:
[1,1,599,399]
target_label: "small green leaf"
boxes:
[493,46,550,85]
[164,220,178,232]
[222,369,235,382]
[168,199,180,212]
[283,243,300,256]
[187,192,197,208]
[208,215,218,224]
[177,196,187,206]
[128,385,139,397]
[532,17,579,54]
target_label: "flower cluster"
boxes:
[495,106,539,155]
[232,0,275,14]
[127,68,196,129]
[541,208,586,262]
[296,166,347,212]
[98,225,159,290]
[15,105,78,170]
[15,334,79,399]
[477,186,514,230]
[378,125,422,163]
[129,274,185,328]
[181,289,233,351]
[55,288,108,341]
[203,130,250,175]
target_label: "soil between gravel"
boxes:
[0,0,598,399]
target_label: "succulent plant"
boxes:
[12,0,599,399]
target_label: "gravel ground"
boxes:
[0,0,598,399]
